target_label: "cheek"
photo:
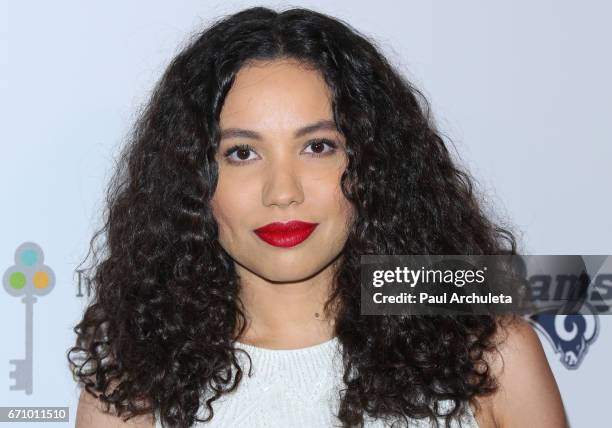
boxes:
[337,194,356,232]
[210,197,242,253]
[210,182,237,235]
[317,171,354,224]
[210,174,257,238]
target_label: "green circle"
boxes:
[9,272,26,289]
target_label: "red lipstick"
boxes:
[253,220,318,248]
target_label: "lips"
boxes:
[253,220,319,248]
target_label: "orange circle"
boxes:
[33,271,49,288]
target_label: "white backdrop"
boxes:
[1,1,610,427]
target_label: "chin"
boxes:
[259,269,316,284]
[256,261,330,284]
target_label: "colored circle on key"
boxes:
[4,242,55,297]
[9,271,26,289]
[31,265,55,296]
[20,249,39,266]
[33,271,49,289]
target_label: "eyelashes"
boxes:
[221,138,339,166]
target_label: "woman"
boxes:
[69,6,567,428]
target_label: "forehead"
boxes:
[219,59,334,130]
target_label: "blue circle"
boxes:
[20,249,38,266]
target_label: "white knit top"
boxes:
[154,336,480,427]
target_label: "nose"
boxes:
[261,162,304,208]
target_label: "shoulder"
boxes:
[75,381,155,428]
[471,316,569,428]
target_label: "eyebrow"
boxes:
[219,119,339,141]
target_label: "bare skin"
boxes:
[471,316,569,427]
[75,59,568,428]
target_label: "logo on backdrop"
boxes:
[528,306,599,370]
[2,242,55,395]
[523,255,609,370]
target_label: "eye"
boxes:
[303,138,338,157]
[223,144,258,165]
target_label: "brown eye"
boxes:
[236,147,251,160]
[303,138,338,157]
[311,141,326,153]
[223,144,258,164]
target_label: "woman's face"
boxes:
[210,59,355,283]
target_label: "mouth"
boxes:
[253,220,319,248]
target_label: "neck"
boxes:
[234,259,339,349]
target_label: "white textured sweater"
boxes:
[155,336,480,427]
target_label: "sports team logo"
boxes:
[528,306,599,369]
[524,255,610,370]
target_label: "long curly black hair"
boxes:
[68,6,522,428]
